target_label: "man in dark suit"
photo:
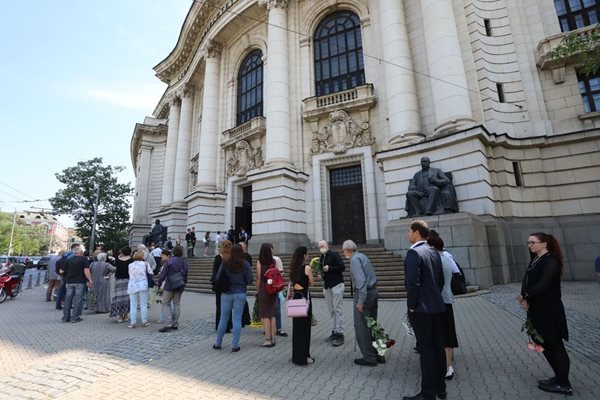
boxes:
[406,157,453,217]
[403,220,447,400]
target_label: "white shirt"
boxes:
[410,240,427,249]
[151,247,162,257]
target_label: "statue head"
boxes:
[155,219,161,225]
[420,157,431,170]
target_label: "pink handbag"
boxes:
[286,283,310,318]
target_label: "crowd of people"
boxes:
[44,220,572,398]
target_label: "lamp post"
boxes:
[7,209,16,256]
[89,183,100,254]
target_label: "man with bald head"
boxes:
[60,246,92,323]
[318,240,346,346]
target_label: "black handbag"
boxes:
[214,266,231,292]
[450,262,467,295]
[147,272,156,288]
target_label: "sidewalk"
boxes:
[0,282,598,399]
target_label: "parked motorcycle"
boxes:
[0,266,22,303]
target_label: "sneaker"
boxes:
[325,332,337,342]
[142,322,150,327]
[445,366,454,380]
[332,334,345,347]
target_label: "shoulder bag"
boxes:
[167,263,186,290]
[286,282,310,318]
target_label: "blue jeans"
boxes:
[129,290,149,325]
[216,292,246,348]
[160,302,175,322]
[275,293,282,330]
[55,276,66,309]
[63,283,86,321]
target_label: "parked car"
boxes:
[37,256,53,270]
[0,256,26,272]
[30,256,41,268]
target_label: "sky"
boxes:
[0,0,192,226]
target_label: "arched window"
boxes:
[313,11,365,97]
[236,49,263,125]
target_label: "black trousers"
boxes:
[542,332,571,386]
[409,312,446,400]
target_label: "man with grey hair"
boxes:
[318,240,346,346]
[60,246,92,323]
[342,239,380,366]
[137,244,156,273]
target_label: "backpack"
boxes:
[263,264,285,295]
[55,256,68,275]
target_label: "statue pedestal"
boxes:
[385,212,492,289]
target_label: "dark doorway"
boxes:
[235,185,252,240]
[329,165,366,244]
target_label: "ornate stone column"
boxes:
[161,96,181,206]
[421,0,475,134]
[379,0,422,144]
[196,40,222,191]
[173,84,195,202]
[261,0,291,165]
[134,145,153,222]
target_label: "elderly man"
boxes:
[406,157,454,217]
[342,240,381,366]
[60,246,92,323]
[46,251,64,302]
[403,220,447,400]
[318,240,346,346]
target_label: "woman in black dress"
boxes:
[289,246,315,365]
[257,243,277,347]
[519,232,571,396]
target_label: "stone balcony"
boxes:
[537,24,598,83]
[221,116,266,148]
[302,83,377,122]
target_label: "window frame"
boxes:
[577,70,600,113]
[236,49,264,126]
[313,10,366,97]
[554,0,600,32]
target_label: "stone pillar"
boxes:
[161,97,181,206]
[196,40,222,191]
[421,0,475,134]
[261,0,291,165]
[173,84,195,202]
[379,0,422,144]
[134,144,153,222]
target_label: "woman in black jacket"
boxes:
[519,232,571,396]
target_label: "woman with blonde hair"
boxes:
[127,250,153,329]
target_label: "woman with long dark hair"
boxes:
[289,246,315,365]
[213,244,253,352]
[256,243,277,347]
[519,232,571,395]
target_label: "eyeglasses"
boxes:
[527,241,542,245]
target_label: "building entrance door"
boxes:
[329,165,366,245]
[235,185,252,241]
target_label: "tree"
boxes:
[547,25,600,77]
[49,158,133,252]
[0,212,50,255]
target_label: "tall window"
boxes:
[578,71,600,112]
[554,0,599,32]
[313,11,365,97]
[236,49,263,125]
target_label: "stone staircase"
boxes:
[184,245,407,299]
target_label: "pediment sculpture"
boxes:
[226,140,263,177]
[311,110,373,155]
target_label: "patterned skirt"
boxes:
[109,279,130,317]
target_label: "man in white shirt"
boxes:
[150,244,162,275]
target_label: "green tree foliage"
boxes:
[547,25,600,77]
[49,158,133,252]
[0,212,50,255]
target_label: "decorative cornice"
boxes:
[258,0,289,11]
[180,83,196,98]
[130,122,168,174]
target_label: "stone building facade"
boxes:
[130,0,600,287]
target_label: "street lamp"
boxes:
[89,183,100,254]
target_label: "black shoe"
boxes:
[538,377,557,386]
[332,334,344,347]
[354,358,377,367]
[325,332,336,342]
[56,307,63,310]
[402,394,427,400]
[231,347,240,352]
[71,318,83,323]
[171,325,178,330]
[61,318,70,323]
[538,382,572,396]
[159,326,173,333]
[276,330,288,337]
[437,390,447,399]
[212,344,222,350]
[377,355,386,364]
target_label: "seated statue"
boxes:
[405,157,459,217]
[143,219,167,246]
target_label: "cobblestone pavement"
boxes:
[0,282,598,399]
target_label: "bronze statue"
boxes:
[143,219,167,246]
[405,157,458,217]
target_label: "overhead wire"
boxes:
[0,179,37,200]
[189,0,522,110]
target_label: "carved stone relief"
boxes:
[311,110,373,155]
[226,140,264,177]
